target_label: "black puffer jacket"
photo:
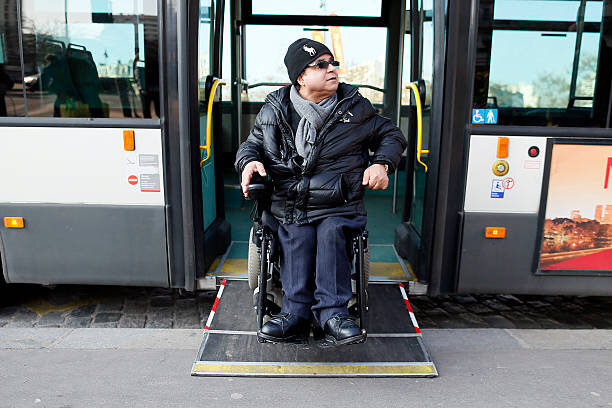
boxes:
[235,83,407,225]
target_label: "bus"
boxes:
[0,0,611,298]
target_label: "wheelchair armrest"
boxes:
[246,174,272,202]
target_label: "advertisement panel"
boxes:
[537,142,612,272]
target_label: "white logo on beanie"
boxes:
[303,45,316,56]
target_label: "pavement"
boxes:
[1,283,611,330]
[0,328,611,407]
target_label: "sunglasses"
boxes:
[307,60,340,70]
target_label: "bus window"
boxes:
[20,0,159,119]
[473,0,609,127]
[0,0,25,117]
[251,0,382,17]
[244,25,387,103]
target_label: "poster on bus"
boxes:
[538,143,612,271]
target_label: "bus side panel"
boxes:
[458,135,612,295]
[457,212,612,295]
[0,204,168,286]
[0,127,169,286]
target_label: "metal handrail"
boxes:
[200,79,226,167]
[406,82,428,172]
[245,81,386,93]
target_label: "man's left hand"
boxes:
[362,164,389,190]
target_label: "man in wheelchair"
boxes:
[235,38,407,346]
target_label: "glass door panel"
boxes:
[199,0,217,231]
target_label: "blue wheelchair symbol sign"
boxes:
[472,108,498,125]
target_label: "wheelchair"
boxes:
[245,174,370,344]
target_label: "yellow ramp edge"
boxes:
[208,258,418,281]
[192,362,436,376]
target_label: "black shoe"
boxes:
[322,314,366,346]
[257,313,310,344]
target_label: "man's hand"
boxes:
[362,164,389,190]
[241,161,267,197]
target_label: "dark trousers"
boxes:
[277,215,367,326]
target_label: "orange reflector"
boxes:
[4,217,24,228]
[485,227,506,239]
[123,130,135,151]
[497,137,509,158]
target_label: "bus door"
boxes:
[195,0,232,289]
[395,0,444,292]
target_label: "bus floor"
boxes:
[211,173,419,285]
[191,279,437,377]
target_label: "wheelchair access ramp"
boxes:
[192,280,437,377]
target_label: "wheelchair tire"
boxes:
[248,227,261,290]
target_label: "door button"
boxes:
[492,160,509,176]
[528,146,539,157]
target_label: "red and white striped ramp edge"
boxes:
[204,278,227,330]
[398,283,421,334]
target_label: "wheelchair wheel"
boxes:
[247,227,261,290]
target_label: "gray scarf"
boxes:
[289,85,338,160]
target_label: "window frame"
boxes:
[471,0,611,128]
[0,0,163,127]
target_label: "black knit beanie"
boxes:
[284,38,334,85]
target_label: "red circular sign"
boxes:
[502,177,515,190]
[128,175,138,185]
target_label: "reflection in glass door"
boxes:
[199,0,217,231]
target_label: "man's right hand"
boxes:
[241,161,267,198]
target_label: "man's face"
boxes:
[298,54,339,94]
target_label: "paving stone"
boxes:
[118,315,146,328]
[480,315,516,329]
[481,299,512,312]
[495,294,524,306]
[174,317,201,329]
[526,300,551,309]
[500,311,541,329]
[35,312,66,327]
[145,319,172,328]
[580,313,612,329]
[91,321,119,328]
[150,295,174,308]
[0,306,20,318]
[450,295,478,304]
[175,309,200,320]
[455,313,489,328]
[93,313,122,324]
[440,302,468,314]
[432,316,474,328]
[525,314,565,329]
[464,303,493,314]
[96,301,124,313]
[425,307,449,317]
[415,315,437,328]
[545,312,594,329]
[176,298,197,309]
[64,317,92,328]
[123,301,147,314]
[147,308,174,321]
[4,320,35,328]
[69,304,96,317]
[410,296,437,309]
